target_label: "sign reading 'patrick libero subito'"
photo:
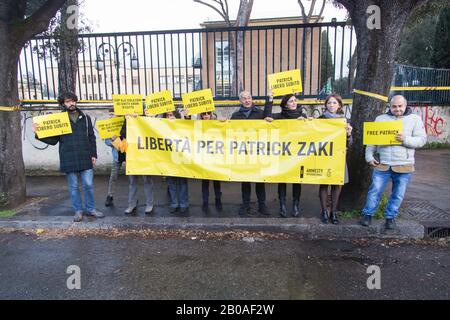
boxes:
[33,112,72,139]
[182,89,215,115]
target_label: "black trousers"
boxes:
[201,180,221,203]
[278,183,301,201]
[242,182,266,206]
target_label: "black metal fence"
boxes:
[392,64,450,105]
[18,21,356,103]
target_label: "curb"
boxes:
[0,216,425,239]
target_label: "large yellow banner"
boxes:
[96,117,124,139]
[363,121,403,145]
[268,69,303,97]
[33,112,72,139]
[126,118,347,185]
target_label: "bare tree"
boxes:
[0,0,66,208]
[193,0,254,94]
[35,0,92,96]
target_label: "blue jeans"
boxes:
[167,177,189,208]
[66,169,95,213]
[362,168,412,219]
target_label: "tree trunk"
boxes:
[339,0,429,209]
[0,28,26,208]
[232,0,254,95]
[57,0,79,95]
[0,0,66,208]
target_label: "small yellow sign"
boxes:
[96,117,124,139]
[363,121,403,145]
[182,89,215,115]
[145,90,175,115]
[113,94,143,115]
[33,112,72,139]
[267,69,303,97]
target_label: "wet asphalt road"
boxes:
[0,231,448,300]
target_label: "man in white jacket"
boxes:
[360,95,427,230]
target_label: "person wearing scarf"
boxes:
[231,91,271,216]
[318,94,353,225]
[264,94,307,217]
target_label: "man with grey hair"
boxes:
[360,95,427,229]
[231,90,273,217]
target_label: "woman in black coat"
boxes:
[264,94,308,217]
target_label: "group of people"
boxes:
[33,90,427,230]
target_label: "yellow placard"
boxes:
[363,121,403,145]
[33,112,72,139]
[145,90,175,115]
[182,89,215,115]
[267,69,303,97]
[113,94,143,115]
[126,117,347,185]
[96,117,125,140]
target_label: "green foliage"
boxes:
[0,210,16,218]
[320,30,334,92]
[396,13,439,67]
[397,2,450,68]
[0,193,8,208]
[432,5,450,68]
[420,141,450,149]
[340,193,389,220]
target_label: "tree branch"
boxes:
[298,0,308,21]
[308,0,317,22]
[13,0,66,46]
[318,0,327,21]
[193,0,231,25]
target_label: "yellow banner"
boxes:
[96,117,125,139]
[126,118,347,185]
[145,90,175,115]
[363,121,403,145]
[33,112,72,139]
[268,69,303,97]
[182,89,215,115]
[113,94,143,115]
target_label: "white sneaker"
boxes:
[73,211,83,222]
[145,205,154,214]
[86,210,105,218]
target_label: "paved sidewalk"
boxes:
[1,149,449,239]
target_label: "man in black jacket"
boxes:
[231,91,271,217]
[33,92,104,222]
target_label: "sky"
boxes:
[82,0,349,33]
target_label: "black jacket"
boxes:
[37,110,97,173]
[264,102,307,120]
[231,99,270,120]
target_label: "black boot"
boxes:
[202,202,208,213]
[105,195,113,207]
[215,198,223,211]
[321,210,329,223]
[279,198,287,218]
[330,211,339,224]
[293,200,300,217]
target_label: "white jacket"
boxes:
[365,108,427,166]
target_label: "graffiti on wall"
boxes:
[412,106,447,137]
